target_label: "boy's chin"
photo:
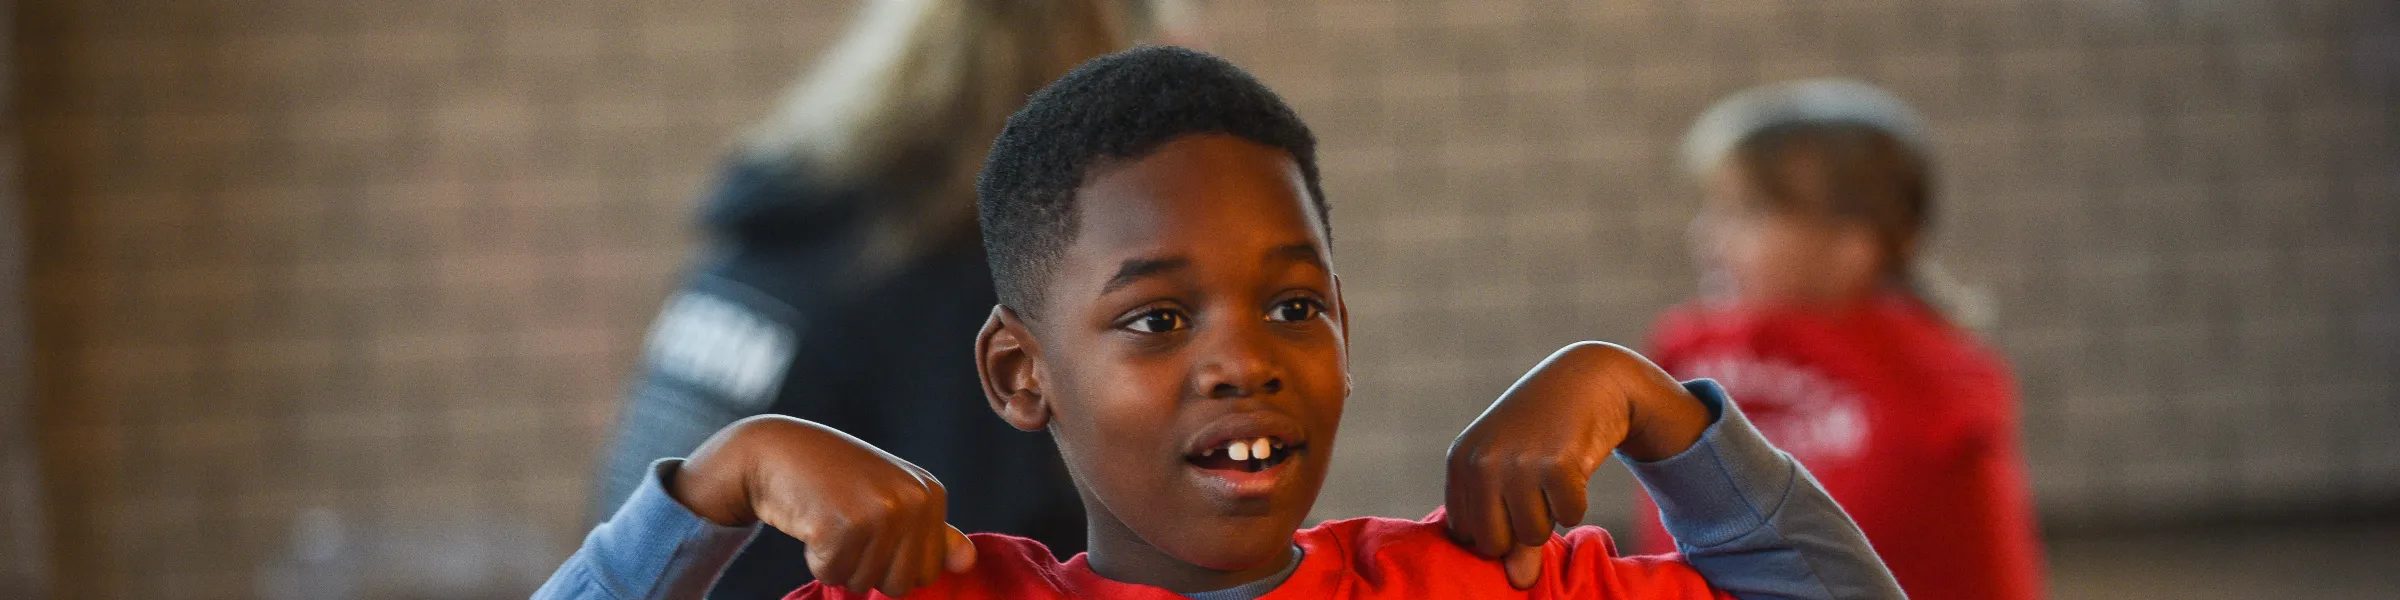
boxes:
[1152,497,1319,571]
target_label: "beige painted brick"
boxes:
[355,26,471,70]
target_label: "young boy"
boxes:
[535,47,1903,600]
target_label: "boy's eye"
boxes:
[1267,298,1323,323]
[1124,309,1188,334]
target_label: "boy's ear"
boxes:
[1332,274,1352,351]
[976,305,1051,432]
[1333,274,1354,396]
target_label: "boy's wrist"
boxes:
[1539,342,1711,462]
[1611,360,1711,463]
[668,421,765,527]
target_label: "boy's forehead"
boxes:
[1069,134,1329,265]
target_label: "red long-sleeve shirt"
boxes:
[534,381,1904,600]
[1632,293,2046,600]
[785,515,1731,600]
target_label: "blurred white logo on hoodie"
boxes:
[1684,354,1868,462]
[645,292,797,410]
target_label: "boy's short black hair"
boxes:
[975,45,1326,315]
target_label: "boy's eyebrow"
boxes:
[1266,242,1328,271]
[1099,244,1327,295]
[1101,256,1189,295]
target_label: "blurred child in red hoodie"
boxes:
[1630,80,2047,600]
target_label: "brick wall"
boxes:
[17,0,2398,598]
[4,0,53,594]
[19,0,856,597]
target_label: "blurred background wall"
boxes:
[17,1,855,596]
[6,0,54,594]
[9,0,2396,598]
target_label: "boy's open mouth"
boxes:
[1185,437,1302,473]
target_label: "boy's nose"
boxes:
[1193,330,1285,399]
[1206,376,1283,399]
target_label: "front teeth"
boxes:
[1219,437,1280,462]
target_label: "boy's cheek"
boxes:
[1051,364,1184,450]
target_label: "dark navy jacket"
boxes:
[592,161,1087,599]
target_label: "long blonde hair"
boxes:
[742,0,1135,274]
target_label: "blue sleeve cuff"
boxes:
[574,458,762,599]
[1619,379,1798,549]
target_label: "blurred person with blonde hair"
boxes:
[591,1,1177,597]
[1628,79,2046,600]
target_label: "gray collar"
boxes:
[1181,545,1305,600]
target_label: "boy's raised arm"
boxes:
[533,457,759,600]
[1447,342,1905,600]
[534,416,976,600]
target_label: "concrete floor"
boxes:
[2046,519,2400,600]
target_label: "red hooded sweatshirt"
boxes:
[1631,293,2045,600]
[784,513,1731,600]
